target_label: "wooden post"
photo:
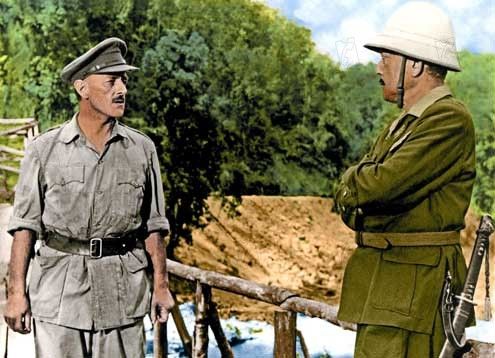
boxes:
[208,301,234,358]
[273,310,296,358]
[153,321,168,358]
[296,330,310,358]
[171,303,193,357]
[3,277,9,358]
[193,281,210,358]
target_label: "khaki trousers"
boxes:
[33,319,146,358]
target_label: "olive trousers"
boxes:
[354,309,445,357]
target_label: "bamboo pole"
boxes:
[208,301,234,358]
[274,310,296,358]
[153,321,167,358]
[0,165,19,174]
[0,145,24,157]
[0,122,38,137]
[171,303,192,357]
[193,282,210,358]
[0,118,35,125]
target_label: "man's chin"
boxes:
[381,90,396,103]
[110,109,126,118]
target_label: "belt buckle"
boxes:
[90,238,103,258]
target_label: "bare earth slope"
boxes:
[175,196,494,323]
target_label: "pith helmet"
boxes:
[364,1,461,72]
[61,37,139,84]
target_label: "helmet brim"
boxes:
[364,34,461,72]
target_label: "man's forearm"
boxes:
[8,230,35,296]
[144,231,174,323]
[144,232,169,288]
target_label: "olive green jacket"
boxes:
[335,85,476,334]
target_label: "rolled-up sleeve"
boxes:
[8,142,44,236]
[145,145,170,234]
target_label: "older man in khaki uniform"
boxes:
[335,2,475,357]
[4,38,174,357]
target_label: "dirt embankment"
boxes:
[174,196,494,323]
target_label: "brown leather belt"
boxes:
[45,231,143,258]
[355,231,460,249]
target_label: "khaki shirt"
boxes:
[8,115,169,330]
[335,85,476,333]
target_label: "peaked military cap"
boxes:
[60,37,138,83]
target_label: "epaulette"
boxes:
[31,122,65,141]
[119,121,154,142]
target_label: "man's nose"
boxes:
[115,78,127,95]
[376,60,383,76]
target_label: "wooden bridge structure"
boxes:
[0,118,38,200]
[154,259,351,358]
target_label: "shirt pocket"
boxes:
[113,169,145,221]
[370,247,441,317]
[28,245,71,318]
[120,249,151,318]
[44,165,87,231]
[45,165,85,189]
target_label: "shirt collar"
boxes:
[109,119,129,142]
[388,85,452,137]
[59,113,81,144]
[406,84,452,118]
[59,114,129,144]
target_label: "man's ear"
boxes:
[73,79,88,99]
[411,60,425,78]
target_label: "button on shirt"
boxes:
[8,114,169,330]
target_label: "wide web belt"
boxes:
[355,231,460,249]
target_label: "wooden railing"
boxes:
[158,260,495,357]
[0,117,39,174]
[0,118,38,199]
[155,259,353,358]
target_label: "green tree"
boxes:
[448,51,495,215]
[132,30,220,255]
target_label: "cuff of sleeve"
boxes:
[146,217,170,234]
[7,216,42,236]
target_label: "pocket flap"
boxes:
[46,165,85,187]
[116,169,145,188]
[382,246,441,267]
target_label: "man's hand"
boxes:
[151,286,175,324]
[5,230,35,334]
[4,293,32,334]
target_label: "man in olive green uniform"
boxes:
[4,38,174,357]
[335,2,475,357]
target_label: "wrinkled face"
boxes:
[376,52,403,103]
[83,72,128,118]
